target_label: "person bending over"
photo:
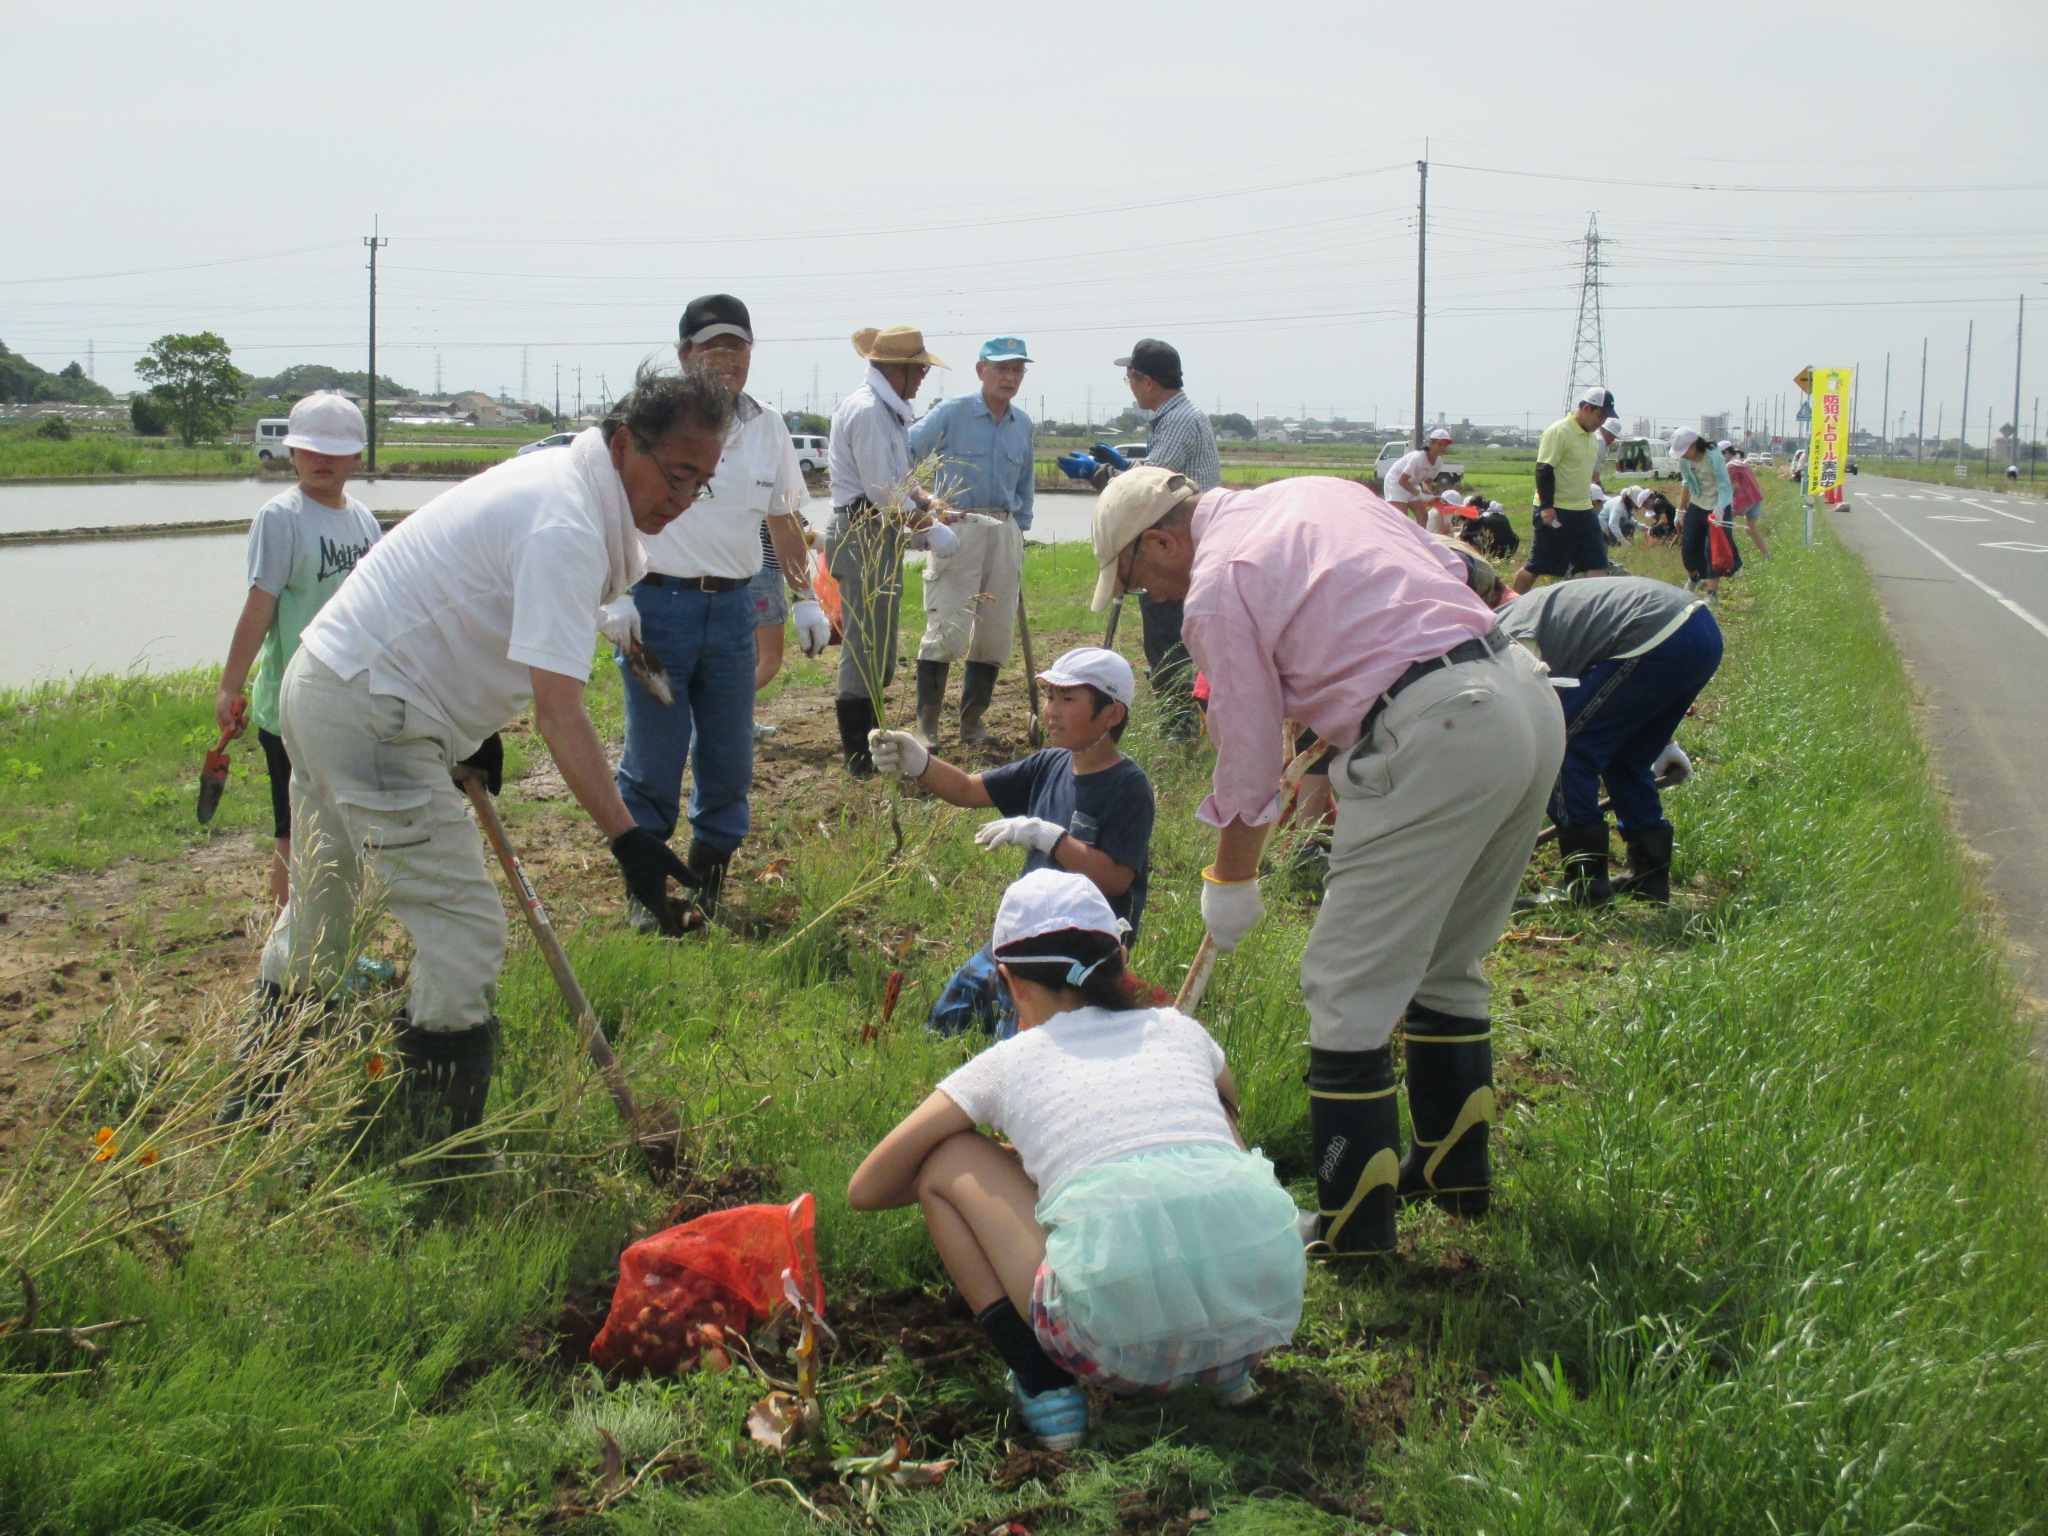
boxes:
[847,870,1306,1450]
[869,647,1153,1038]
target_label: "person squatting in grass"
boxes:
[1381,426,1456,528]
[1499,574,1722,907]
[1671,426,1741,601]
[229,368,724,1149]
[1724,441,1768,557]
[826,325,961,776]
[1090,468,1565,1257]
[215,391,381,910]
[600,295,829,927]
[847,869,1306,1452]
[867,647,1153,1039]
[906,337,1039,750]
[1514,386,1620,593]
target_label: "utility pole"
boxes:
[1413,157,1428,447]
[1916,339,1928,463]
[87,340,94,380]
[575,367,584,420]
[1957,320,1975,471]
[1880,354,1890,460]
[522,346,530,405]
[1851,359,1861,443]
[435,355,443,396]
[364,220,388,474]
[1562,213,1607,414]
[2010,294,2025,474]
[554,362,562,425]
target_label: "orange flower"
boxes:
[137,1146,160,1166]
[366,1053,387,1079]
[92,1141,116,1163]
[92,1126,115,1146]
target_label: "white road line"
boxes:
[1981,541,2048,554]
[1929,514,1990,523]
[1869,503,2048,643]
[1962,499,2036,524]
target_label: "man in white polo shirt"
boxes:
[600,294,830,924]
[249,369,726,1151]
[1381,427,1454,526]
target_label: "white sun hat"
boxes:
[992,868,1123,951]
[1036,646,1135,707]
[282,391,367,456]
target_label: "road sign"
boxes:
[1794,367,1813,394]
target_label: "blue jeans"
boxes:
[614,581,756,853]
[926,944,1020,1040]
[1551,605,1723,834]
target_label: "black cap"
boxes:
[1114,338,1183,390]
[679,293,753,346]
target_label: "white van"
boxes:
[254,418,291,460]
[790,434,829,474]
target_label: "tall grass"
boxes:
[3,496,2044,1532]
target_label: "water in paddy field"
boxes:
[0,481,1101,691]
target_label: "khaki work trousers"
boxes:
[825,509,910,702]
[1300,642,1564,1050]
[259,650,507,1032]
[917,514,1024,666]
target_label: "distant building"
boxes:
[1700,413,1730,440]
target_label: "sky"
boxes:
[5,0,2046,441]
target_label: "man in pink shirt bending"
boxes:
[1089,469,1564,1257]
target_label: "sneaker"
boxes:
[1008,1373,1088,1451]
[752,719,777,740]
[1209,1369,1257,1408]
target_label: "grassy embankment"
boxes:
[1854,457,2046,497]
[3,478,2045,1533]
[0,424,532,483]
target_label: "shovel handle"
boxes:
[454,769,649,1145]
[1017,593,1043,744]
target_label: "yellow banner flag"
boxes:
[1807,367,1853,496]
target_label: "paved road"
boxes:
[1826,474,2048,1009]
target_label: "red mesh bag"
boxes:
[590,1193,825,1375]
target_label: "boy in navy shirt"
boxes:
[869,647,1154,1036]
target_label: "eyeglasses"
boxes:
[1114,537,1142,595]
[635,436,715,502]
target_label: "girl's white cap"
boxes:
[992,869,1122,950]
[282,391,367,456]
[1669,427,1703,456]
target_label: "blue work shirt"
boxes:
[907,392,1037,530]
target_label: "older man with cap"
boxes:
[827,326,959,775]
[905,337,1038,748]
[1513,386,1620,595]
[1117,338,1220,739]
[1089,467,1563,1256]
[239,369,727,1150]
[599,295,830,925]
[1382,427,1455,528]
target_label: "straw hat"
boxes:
[851,326,948,369]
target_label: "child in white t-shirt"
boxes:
[847,869,1306,1451]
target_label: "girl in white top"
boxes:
[848,869,1305,1451]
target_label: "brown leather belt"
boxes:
[638,573,745,593]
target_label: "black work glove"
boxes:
[609,827,699,936]
[454,733,504,795]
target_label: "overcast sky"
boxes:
[6,0,2045,439]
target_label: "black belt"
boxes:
[638,573,744,593]
[833,496,877,520]
[1362,627,1509,733]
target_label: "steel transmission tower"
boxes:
[1562,214,1607,412]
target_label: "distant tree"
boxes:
[34,414,72,440]
[134,332,245,446]
[786,411,831,437]
[0,341,116,405]
[1209,412,1255,440]
[1112,405,1148,433]
[245,362,411,401]
[129,393,171,436]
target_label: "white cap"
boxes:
[992,869,1123,951]
[1089,465,1204,611]
[1717,439,1733,452]
[1598,418,1623,437]
[1577,386,1617,414]
[1427,426,1454,443]
[1669,427,1702,456]
[1439,490,1465,507]
[1036,645,1135,707]
[1589,481,1607,501]
[282,391,367,456]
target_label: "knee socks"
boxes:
[976,1296,1074,1397]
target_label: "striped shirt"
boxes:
[1144,391,1222,491]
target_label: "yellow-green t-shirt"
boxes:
[1535,416,1600,511]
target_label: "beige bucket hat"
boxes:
[851,326,949,369]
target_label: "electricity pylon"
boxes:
[1562,214,1607,413]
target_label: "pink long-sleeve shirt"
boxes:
[1181,476,1497,829]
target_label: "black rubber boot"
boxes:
[1305,1044,1402,1257]
[835,697,878,777]
[685,837,731,921]
[1555,822,1616,906]
[958,661,1000,747]
[913,660,947,748]
[394,1017,500,1165]
[217,983,331,1125]
[1396,1003,1495,1216]
[1612,824,1675,903]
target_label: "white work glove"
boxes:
[918,519,960,557]
[867,729,929,779]
[791,598,829,658]
[1652,740,1693,785]
[598,594,641,648]
[974,816,1066,855]
[1200,867,1265,953]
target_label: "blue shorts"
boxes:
[1523,507,1609,578]
[747,566,788,628]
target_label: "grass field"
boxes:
[1855,456,2047,497]
[2,478,2045,1533]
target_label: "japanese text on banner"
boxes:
[1807,367,1853,496]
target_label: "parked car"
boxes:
[255,418,290,460]
[515,432,577,456]
[1113,442,1149,463]
[790,434,829,475]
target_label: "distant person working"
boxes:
[1381,428,1456,528]
[1514,387,1619,594]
